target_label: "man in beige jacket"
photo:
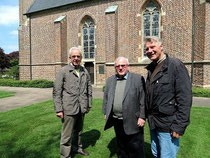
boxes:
[53,47,92,158]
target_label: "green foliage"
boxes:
[0,79,54,88]
[0,99,209,158]
[192,87,210,98]
[0,90,15,99]
[9,59,19,67]
[0,47,10,71]
[8,59,19,80]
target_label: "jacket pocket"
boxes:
[159,101,176,115]
[158,79,170,93]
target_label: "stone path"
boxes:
[0,86,103,112]
[0,86,209,112]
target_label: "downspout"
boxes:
[191,0,195,85]
[29,16,32,80]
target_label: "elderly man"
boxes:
[53,47,92,158]
[103,57,145,158]
[144,36,192,158]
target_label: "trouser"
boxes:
[113,118,145,158]
[150,129,180,158]
[60,113,84,158]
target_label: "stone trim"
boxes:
[19,62,67,66]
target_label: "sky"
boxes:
[0,0,19,54]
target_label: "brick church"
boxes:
[19,0,210,87]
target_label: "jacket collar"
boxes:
[146,54,169,83]
[110,72,131,103]
[68,63,85,77]
[146,53,169,72]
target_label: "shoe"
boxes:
[77,149,89,156]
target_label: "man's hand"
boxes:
[171,131,181,138]
[56,112,64,119]
[137,118,145,127]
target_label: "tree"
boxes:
[7,51,19,61]
[8,59,19,80]
[0,47,10,72]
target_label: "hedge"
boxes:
[192,87,210,98]
[0,79,53,88]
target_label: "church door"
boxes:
[84,62,94,84]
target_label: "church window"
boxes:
[143,1,160,56]
[82,18,95,59]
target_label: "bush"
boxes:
[192,87,210,98]
[8,65,19,80]
[8,59,19,80]
[0,79,54,88]
[0,59,19,80]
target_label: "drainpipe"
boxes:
[191,0,195,85]
[29,16,32,80]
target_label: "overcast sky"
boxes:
[0,0,19,54]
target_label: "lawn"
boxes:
[0,90,15,99]
[0,99,209,158]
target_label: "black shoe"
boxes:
[77,149,89,156]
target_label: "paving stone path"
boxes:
[0,86,209,112]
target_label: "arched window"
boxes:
[82,18,95,59]
[143,1,160,37]
[142,1,160,57]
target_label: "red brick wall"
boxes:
[203,3,210,87]
[19,0,35,80]
[19,0,209,87]
[205,3,210,60]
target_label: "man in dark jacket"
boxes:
[103,57,145,158]
[144,36,192,158]
[53,47,92,158]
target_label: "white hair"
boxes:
[144,36,162,46]
[69,47,82,57]
[114,56,129,66]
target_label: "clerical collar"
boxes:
[116,73,128,80]
[157,54,166,64]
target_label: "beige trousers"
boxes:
[60,113,84,158]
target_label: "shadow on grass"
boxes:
[71,129,101,157]
[82,129,101,149]
[107,137,117,157]
[107,137,153,158]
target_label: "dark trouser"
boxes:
[60,113,84,158]
[113,118,145,158]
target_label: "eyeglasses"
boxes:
[71,55,81,58]
[115,64,127,68]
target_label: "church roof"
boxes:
[25,0,86,15]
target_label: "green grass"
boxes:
[0,90,15,99]
[0,99,209,158]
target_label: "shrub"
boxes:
[0,79,54,88]
[8,59,19,80]
[192,87,210,98]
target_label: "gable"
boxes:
[26,0,86,15]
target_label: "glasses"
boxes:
[115,64,127,68]
[71,55,81,58]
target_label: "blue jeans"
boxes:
[150,129,180,158]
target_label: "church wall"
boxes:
[161,0,193,62]
[19,0,35,80]
[203,3,210,87]
[205,3,210,60]
[19,0,209,87]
